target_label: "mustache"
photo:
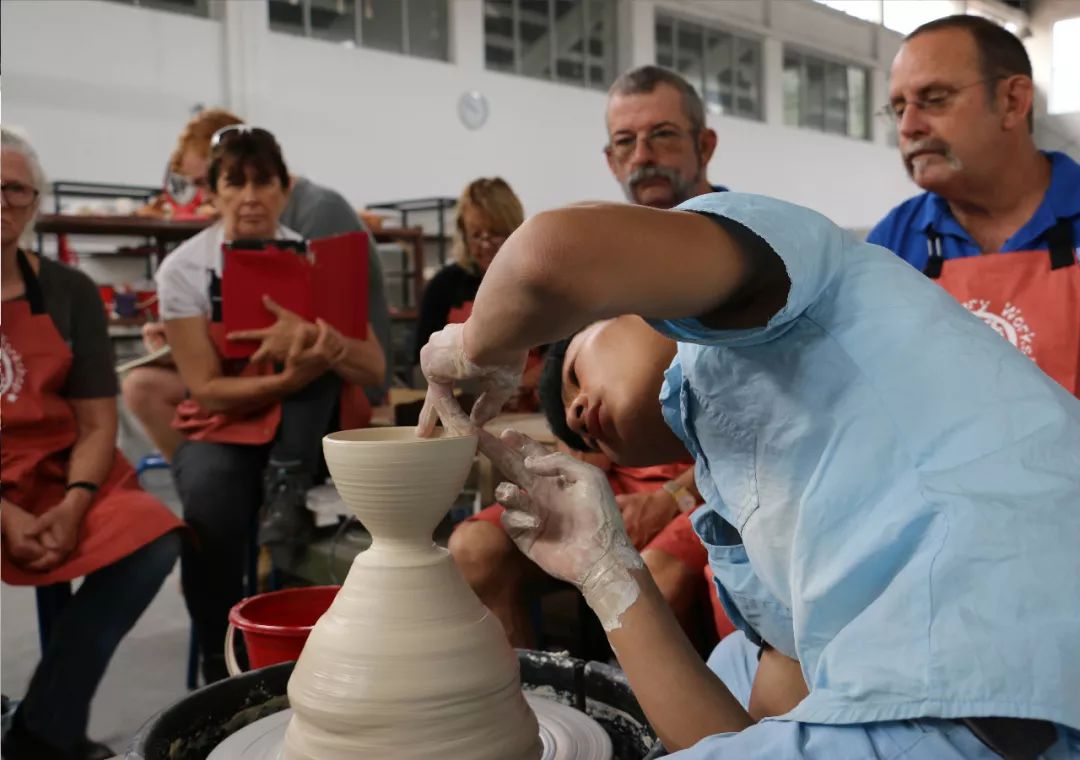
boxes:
[628,165,682,186]
[903,139,952,161]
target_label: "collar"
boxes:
[916,151,1080,243]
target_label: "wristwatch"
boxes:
[661,480,697,513]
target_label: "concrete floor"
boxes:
[1,449,192,754]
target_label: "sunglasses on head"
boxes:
[209,125,276,150]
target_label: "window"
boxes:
[102,0,211,16]
[783,48,869,139]
[484,0,617,90]
[655,14,762,121]
[267,0,449,61]
[1051,17,1080,114]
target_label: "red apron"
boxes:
[1,253,183,586]
[924,219,1080,396]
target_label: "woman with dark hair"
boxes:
[156,126,385,683]
[1,126,182,760]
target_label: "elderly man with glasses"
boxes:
[868,14,1080,398]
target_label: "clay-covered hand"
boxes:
[487,429,643,631]
[615,488,680,549]
[416,323,526,437]
[227,295,316,364]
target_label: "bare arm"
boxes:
[611,569,754,750]
[464,204,789,365]
[165,316,313,413]
[333,331,385,388]
[66,396,117,492]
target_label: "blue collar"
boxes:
[915,151,1080,247]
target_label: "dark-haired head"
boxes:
[906,15,1033,132]
[538,334,591,452]
[888,14,1037,195]
[537,317,688,467]
[207,127,291,195]
[207,127,292,240]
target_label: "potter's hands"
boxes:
[416,323,526,437]
[490,430,643,629]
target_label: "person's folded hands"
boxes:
[227,295,316,364]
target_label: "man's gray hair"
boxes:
[608,65,706,133]
[1,126,48,198]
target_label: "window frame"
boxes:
[782,45,872,141]
[266,0,450,62]
[654,10,765,122]
[483,0,618,91]
[102,0,212,17]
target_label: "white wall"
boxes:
[2,0,929,230]
[1027,0,1080,160]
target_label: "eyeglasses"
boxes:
[209,125,276,150]
[467,230,508,248]
[877,77,1002,124]
[1,182,40,209]
[605,125,696,162]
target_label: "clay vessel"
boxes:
[283,427,541,759]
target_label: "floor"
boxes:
[1,423,192,754]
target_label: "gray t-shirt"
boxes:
[280,177,391,403]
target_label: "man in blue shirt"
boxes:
[417,190,1080,758]
[868,15,1080,395]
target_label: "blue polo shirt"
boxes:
[867,151,1080,269]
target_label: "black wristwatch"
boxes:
[65,481,99,495]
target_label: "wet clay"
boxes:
[284,427,541,759]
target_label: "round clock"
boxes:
[458,90,489,131]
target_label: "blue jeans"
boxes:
[17,531,180,748]
[664,631,1080,759]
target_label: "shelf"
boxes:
[36,214,210,242]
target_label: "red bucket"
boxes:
[225,585,340,675]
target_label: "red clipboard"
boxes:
[215,233,368,359]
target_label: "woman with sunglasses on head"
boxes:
[413,178,542,411]
[1,127,183,760]
[125,110,392,466]
[154,126,385,683]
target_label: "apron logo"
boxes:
[962,299,1036,357]
[0,334,27,402]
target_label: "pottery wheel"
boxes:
[207,693,612,760]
